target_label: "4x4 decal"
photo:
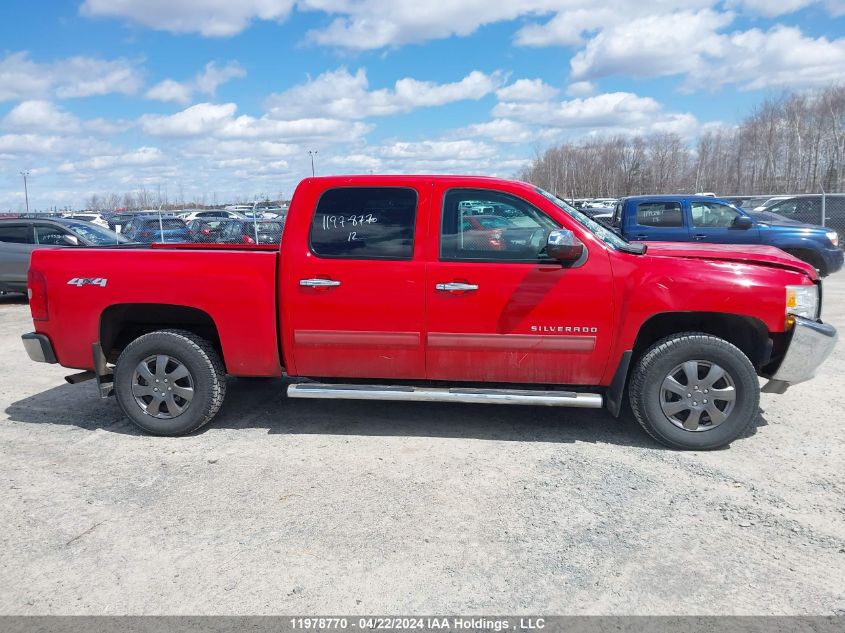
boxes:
[67,277,108,287]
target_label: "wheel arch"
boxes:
[632,311,771,369]
[99,303,223,367]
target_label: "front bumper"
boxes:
[821,246,844,275]
[762,317,838,393]
[22,332,57,364]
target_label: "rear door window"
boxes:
[0,225,33,244]
[635,202,683,227]
[310,187,417,260]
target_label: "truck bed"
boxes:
[29,246,282,376]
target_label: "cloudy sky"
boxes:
[1,0,844,209]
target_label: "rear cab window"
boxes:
[309,187,417,260]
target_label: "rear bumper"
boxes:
[22,332,57,364]
[762,317,837,393]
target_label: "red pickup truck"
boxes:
[22,176,838,449]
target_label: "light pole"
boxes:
[308,150,318,177]
[20,171,30,215]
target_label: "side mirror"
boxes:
[545,229,585,262]
[733,216,753,230]
[61,234,80,246]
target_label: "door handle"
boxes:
[693,234,707,241]
[435,282,479,292]
[300,278,341,287]
[635,234,648,240]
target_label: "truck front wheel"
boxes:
[114,329,226,436]
[629,333,759,450]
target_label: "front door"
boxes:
[284,184,428,379]
[425,186,614,385]
[689,200,760,244]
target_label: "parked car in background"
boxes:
[180,209,246,222]
[217,219,284,244]
[186,218,233,242]
[609,195,843,276]
[121,216,191,243]
[63,213,110,228]
[755,195,845,239]
[723,196,772,211]
[753,195,791,212]
[0,218,129,293]
[104,212,139,234]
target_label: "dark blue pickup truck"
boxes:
[605,195,843,276]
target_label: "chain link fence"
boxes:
[750,193,845,245]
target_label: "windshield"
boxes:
[66,222,132,245]
[535,187,630,250]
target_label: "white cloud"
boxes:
[380,140,498,161]
[568,10,845,91]
[457,119,534,143]
[495,79,558,102]
[570,10,734,81]
[0,134,67,155]
[690,25,845,90]
[146,79,193,105]
[514,7,621,47]
[729,0,833,17]
[146,61,246,104]
[184,138,299,160]
[2,101,81,134]
[140,102,372,142]
[141,103,238,137]
[81,0,295,37]
[493,91,700,138]
[0,52,142,101]
[265,67,504,120]
[57,147,165,173]
[566,81,596,97]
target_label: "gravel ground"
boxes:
[0,275,843,616]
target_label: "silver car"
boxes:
[0,218,130,294]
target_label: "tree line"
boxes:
[83,188,287,212]
[518,86,845,198]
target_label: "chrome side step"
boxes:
[287,383,603,408]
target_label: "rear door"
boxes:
[690,200,760,244]
[627,199,690,241]
[283,184,429,379]
[0,223,35,290]
[424,185,614,385]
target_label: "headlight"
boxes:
[785,284,819,321]
[826,230,839,248]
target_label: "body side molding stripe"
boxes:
[427,333,596,352]
[294,330,421,348]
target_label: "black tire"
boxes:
[114,329,226,436]
[629,333,759,450]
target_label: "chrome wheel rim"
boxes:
[132,355,194,419]
[660,360,736,432]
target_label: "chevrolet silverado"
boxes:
[22,176,838,449]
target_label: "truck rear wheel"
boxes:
[114,329,226,436]
[629,333,759,450]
